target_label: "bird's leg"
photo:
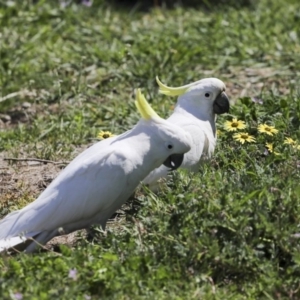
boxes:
[86,223,106,241]
[24,229,59,253]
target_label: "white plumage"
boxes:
[0,89,192,253]
[143,77,230,189]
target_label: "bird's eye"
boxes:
[205,92,211,98]
[167,143,173,150]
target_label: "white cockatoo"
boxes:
[0,89,192,253]
[143,77,230,188]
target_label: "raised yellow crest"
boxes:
[156,76,193,97]
[135,89,159,120]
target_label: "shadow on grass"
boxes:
[24,0,256,12]
[107,0,256,11]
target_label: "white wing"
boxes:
[0,141,129,240]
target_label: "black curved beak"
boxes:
[213,91,230,114]
[163,154,184,170]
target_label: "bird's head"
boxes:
[135,89,192,170]
[156,77,230,115]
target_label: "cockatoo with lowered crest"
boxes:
[0,89,192,253]
[143,77,230,189]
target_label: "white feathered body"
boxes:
[143,102,216,186]
[0,118,191,252]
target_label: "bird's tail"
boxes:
[0,209,44,253]
[0,230,58,253]
[0,235,28,252]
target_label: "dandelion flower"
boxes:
[233,132,256,144]
[265,143,280,155]
[257,124,278,136]
[98,130,115,140]
[265,142,273,152]
[284,137,297,145]
[224,118,246,131]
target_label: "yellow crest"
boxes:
[135,89,159,120]
[156,76,192,97]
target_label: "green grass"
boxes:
[1,0,300,298]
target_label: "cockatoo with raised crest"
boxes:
[143,77,230,189]
[0,89,192,253]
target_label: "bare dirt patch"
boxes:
[0,153,63,210]
[0,143,92,205]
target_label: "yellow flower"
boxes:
[233,132,256,144]
[224,118,246,132]
[283,138,300,150]
[216,129,222,137]
[257,124,278,136]
[265,142,273,152]
[284,137,297,145]
[265,143,280,155]
[98,130,115,140]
